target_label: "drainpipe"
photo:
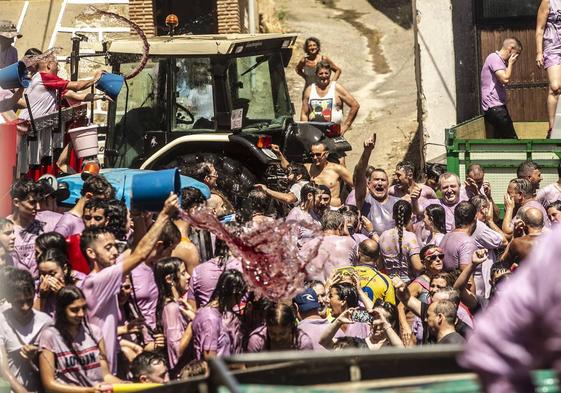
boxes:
[248,0,256,34]
[412,0,425,169]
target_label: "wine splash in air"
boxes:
[180,208,323,301]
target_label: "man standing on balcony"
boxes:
[480,37,523,139]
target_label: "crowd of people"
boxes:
[0,126,560,390]
[1,10,561,391]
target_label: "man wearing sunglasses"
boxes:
[305,142,353,208]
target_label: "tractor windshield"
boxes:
[226,52,292,131]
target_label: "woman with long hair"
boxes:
[247,303,312,352]
[414,204,447,247]
[35,232,67,262]
[154,257,194,373]
[191,269,247,360]
[35,248,86,317]
[38,286,121,392]
[378,200,422,282]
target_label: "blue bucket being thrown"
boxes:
[131,168,181,212]
[0,61,30,89]
[95,72,124,100]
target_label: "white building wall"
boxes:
[416,0,457,163]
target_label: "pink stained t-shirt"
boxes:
[130,262,158,331]
[54,211,85,238]
[439,230,477,271]
[537,182,561,208]
[191,306,233,360]
[11,219,45,279]
[81,262,124,374]
[378,227,421,282]
[297,318,331,351]
[186,257,242,308]
[36,210,63,233]
[302,235,356,282]
[38,324,105,387]
[162,301,190,370]
[480,51,507,111]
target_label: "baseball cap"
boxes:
[293,288,320,313]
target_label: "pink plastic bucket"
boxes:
[68,125,99,158]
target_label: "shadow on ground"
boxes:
[366,0,412,29]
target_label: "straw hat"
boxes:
[0,20,22,39]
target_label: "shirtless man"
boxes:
[501,207,544,266]
[305,142,353,208]
[300,61,359,135]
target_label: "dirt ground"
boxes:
[270,0,419,172]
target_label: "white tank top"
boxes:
[308,81,343,124]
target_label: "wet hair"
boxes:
[340,206,360,234]
[509,178,533,198]
[209,269,247,313]
[454,201,476,228]
[491,261,512,279]
[130,351,167,382]
[424,204,446,234]
[321,210,344,231]
[425,163,445,184]
[469,195,489,213]
[5,268,35,303]
[24,48,42,57]
[80,227,114,263]
[0,217,13,232]
[36,232,67,255]
[80,175,115,199]
[547,200,561,212]
[315,60,331,74]
[160,220,181,250]
[265,303,299,350]
[154,257,183,332]
[37,248,72,285]
[289,164,310,182]
[318,184,331,197]
[181,187,206,210]
[84,197,109,215]
[432,299,457,325]
[248,188,272,216]
[392,200,412,259]
[183,162,212,183]
[105,199,128,241]
[10,179,37,201]
[396,161,416,179]
[516,160,540,179]
[431,272,455,287]
[333,336,368,350]
[299,182,323,205]
[331,282,359,308]
[374,298,397,326]
[54,286,100,367]
[304,37,321,53]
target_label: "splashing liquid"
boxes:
[180,208,323,301]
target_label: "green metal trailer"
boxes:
[445,116,561,212]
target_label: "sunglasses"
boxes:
[426,253,445,262]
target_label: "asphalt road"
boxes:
[278,0,419,172]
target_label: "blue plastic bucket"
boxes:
[0,61,30,89]
[95,72,124,99]
[131,169,181,211]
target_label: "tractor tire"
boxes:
[162,153,257,214]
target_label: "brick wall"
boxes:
[216,0,241,34]
[128,0,156,36]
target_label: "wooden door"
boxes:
[479,27,548,122]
